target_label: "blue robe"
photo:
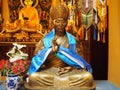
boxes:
[28,29,92,75]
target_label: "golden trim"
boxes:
[0,42,36,46]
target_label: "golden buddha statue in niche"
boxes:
[19,0,41,31]
[25,4,96,90]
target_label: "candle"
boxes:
[97,31,100,41]
[95,12,98,24]
[86,0,88,8]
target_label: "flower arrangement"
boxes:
[0,59,29,76]
[0,43,29,76]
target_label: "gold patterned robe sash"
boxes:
[81,9,93,30]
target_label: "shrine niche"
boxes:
[0,0,52,42]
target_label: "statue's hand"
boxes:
[52,38,59,52]
[40,64,46,69]
[58,66,73,75]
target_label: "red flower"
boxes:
[5,60,11,68]
[0,59,5,69]
[11,66,18,74]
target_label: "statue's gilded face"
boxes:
[53,18,67,32]
[24,0,33,6]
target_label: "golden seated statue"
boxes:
[19,0,39,28]
[2,0,40,33]
[19,0,42,33]
[25,4,96,90]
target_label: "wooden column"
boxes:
[2,0,9,23]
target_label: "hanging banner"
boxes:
[81,0,93,40]
[96,0,107,43]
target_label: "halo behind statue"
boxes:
[20,0,38,8]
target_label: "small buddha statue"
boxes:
[25,4,96,90]
[19,0,39,29]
